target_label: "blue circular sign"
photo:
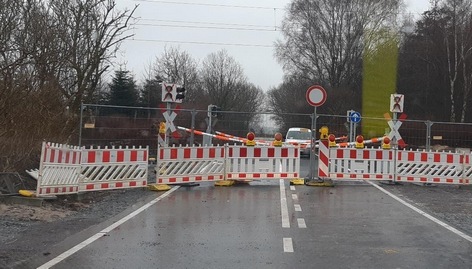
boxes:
[350,111,361,123]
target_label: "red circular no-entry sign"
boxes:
[306,85,327,107]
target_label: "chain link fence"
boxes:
[79,104,472,158]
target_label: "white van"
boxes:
[285,127,312,156]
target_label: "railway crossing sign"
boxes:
[390,94,404,113]
[163,110,177,133]
[384,113,407,148]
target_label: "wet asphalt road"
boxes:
[36,158,472,269]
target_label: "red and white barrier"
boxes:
[318,140,329,178]
[396,150,471,184]
[226,146,299,180]
[79,146,148,191]
[157,146,226,184]
[323,145,471,185]
[157,145,300,184]
[36,142,82,196]
[328,147,394,180]
[34,142,149,197]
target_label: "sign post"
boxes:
[306,85,327,182]
[347,110,361,143]
[389,93,405,184]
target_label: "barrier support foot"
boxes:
[305,178,334,187]
[148,184,171,191]
[290,178,305,185]
[215,180,235,187]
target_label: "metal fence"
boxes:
[79,104,472,157]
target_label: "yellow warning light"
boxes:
[159,122,166,134]
[355,135,364,149]
[382,136,391,149]
[246,132,256,146]
[319,126,329,140]
[328,134,337,147]
[273,132,283,147]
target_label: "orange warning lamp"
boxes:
[382,136,391,149]
[328,134,337,147]
[246,132,256,147]
[273,132,283,147]
[319,126,329,140]
[159,122,166,134]
[355,135,364,149]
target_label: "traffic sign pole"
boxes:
[305,85,327,182]
[309,106,317,180]
[165,102,171,145]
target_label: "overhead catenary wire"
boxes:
[130,38,275,47]
[133,0,284,10]
[135,23,278,32]
[138,18,277,29]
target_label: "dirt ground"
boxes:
[1,203,80,222]
[0,181,471,269]
[0,187,158,269]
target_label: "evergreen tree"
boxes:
[107,69,139,107]
[140,76,162,108]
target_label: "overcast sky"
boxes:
[115,0,431,91]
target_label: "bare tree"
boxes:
[0,0,136,172]
[433,0,472,122]
[200,50,264,135]
[275,0,402,90]
[452,0,472,122]
[200,50,263,113]
[460,16,472,121]
[48,0,137,139]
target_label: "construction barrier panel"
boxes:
[323,147,471,185]
[36,142,82,197]
[396,150,471,184]
[157,145,300,184]
[157,146,226,184]
[328,147,394,181]
[226,146,300,180]
[79,146,149,191]
[34,142,149,197]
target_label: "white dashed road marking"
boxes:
[280,179,290,228]
[297,218,307,228]
[283,238,294,252]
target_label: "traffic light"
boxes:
[161,83,175,102]
[161,83,185,103]
[211,105,221,117]
[176,86,185,103]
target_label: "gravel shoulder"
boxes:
[1,180,471,268]
[0,187,159,269]
[381,182,472,236]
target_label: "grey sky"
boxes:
[116,0,430,91]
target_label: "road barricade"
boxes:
[322,146,471,185]
[34,142,149,197]
[157,145,300,184]
[396,150,471,184]
[157,146,226,184]
[327,147,394,181]
[79,146,149,191]
[226,146,299,180]
[36,142,82,196]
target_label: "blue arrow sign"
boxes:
[350,111,361,123]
